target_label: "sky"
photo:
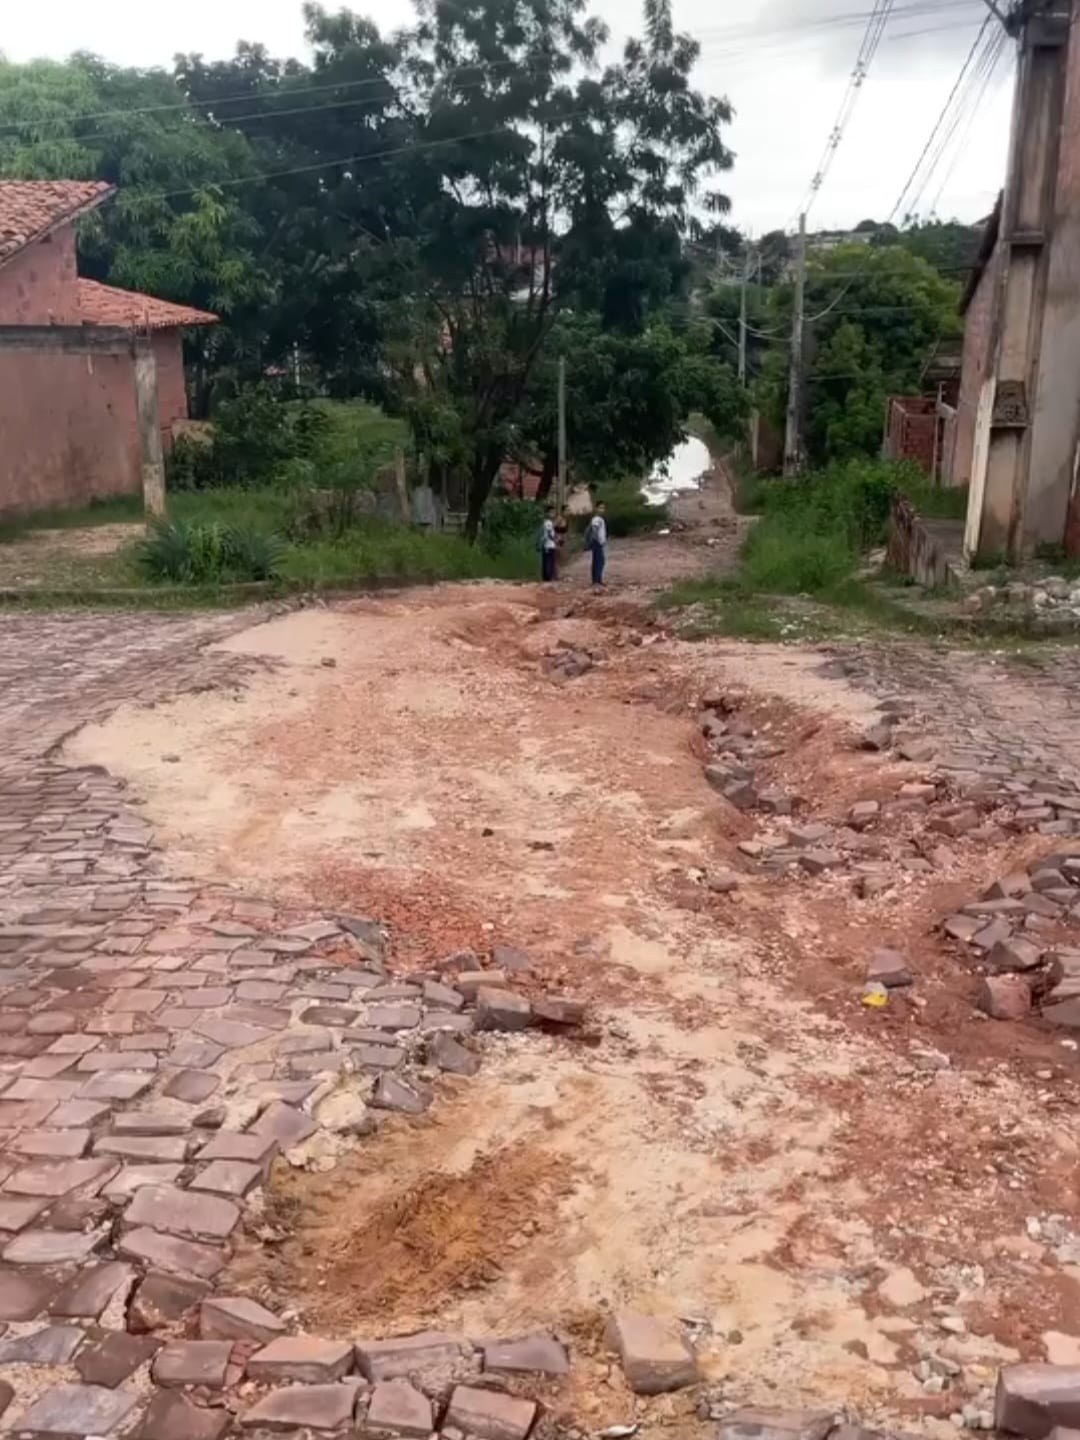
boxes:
[2,0,1015,235]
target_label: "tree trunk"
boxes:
[535,450,556,503]
[465,448,500,542]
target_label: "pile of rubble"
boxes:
[964,577,1080,630]
[941,852,1080,1024]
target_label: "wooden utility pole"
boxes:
[0,324,166,520]
[556,355,567,511]
[783,213,807,476]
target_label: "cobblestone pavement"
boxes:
[0,608,566,1439]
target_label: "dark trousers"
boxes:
[591,545,606,585]
[541,548,556,582]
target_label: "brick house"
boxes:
[0,180,217,517]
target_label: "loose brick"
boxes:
[604,1311,699,1395]
[367,1379,433,1437]
[996,1364,1080,1437]
[475,987,532,1032]
[15,1384,141,1437]
[118,1227,226,1282]
[355,1331,470,1381]
[247,1335,354,1383]
[201,1295,285,1344]
[977,975,1032,1021]
[49,1262,133,1319]
[75,1331,160,1387]
[483,1334,569,1376]
[240,1382,359,1431]
[445,1384,537,1440]
[138,1391,232,1440]
[154,1339,233,1389]
[129,1272,211,1332]
[125,1185,240,1242]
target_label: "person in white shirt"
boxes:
[585,501,608,588]
[539,505,557,582]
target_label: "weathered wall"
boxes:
[0,350,140,516]
[886,397,936,474]
[0,230,194,515]
[0,226,80,324]
[1025,16,1080,550]
[887,493,963,589]
[152,331,188,448]
[949,253,997,489]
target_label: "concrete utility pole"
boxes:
[133,338,166,519]
[783,213,807,477]
[967,0,1076,559]
[738,246,751,385]
[557,354,567,511]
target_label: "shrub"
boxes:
[137,518,284,584]
[587,480,658,537]
[482,498,543,553]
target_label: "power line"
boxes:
[795,0,895,225]
[801,13,999,324]
[0,0,984,138]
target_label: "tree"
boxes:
[756,243,961,465]
[515,313,745,496]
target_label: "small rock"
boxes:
[867,949,913,988]
[604,1311,699,1395]
[977,975,1032,1021]
[475,988,532,1032]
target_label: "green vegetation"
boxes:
[137,519,285,584]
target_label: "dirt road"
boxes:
[53,555,1080,1438]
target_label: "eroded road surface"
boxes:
[4,577,1080,1440]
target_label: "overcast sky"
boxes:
[3,0,1014,235]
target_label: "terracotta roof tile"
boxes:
[0,180,114,265]
[77,278,219,331]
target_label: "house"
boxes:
[0,180,217,517]
[939,195,1002,495]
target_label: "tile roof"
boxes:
[77,278,219,331]
[0,180,115,266]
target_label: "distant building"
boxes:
[0,180,217,516]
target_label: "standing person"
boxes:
[585,501,608,589]
[539,505,557,582]
[553,508,569,578]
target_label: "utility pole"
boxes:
[783,212,807,477]
[738,246,751,385]
[556,355,567,511]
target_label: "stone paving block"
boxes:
[288,1051,348,1077]
[6,1077,82,1103]
[0,1265,63,1320]
[278,1032,335,1056]
[355,1332,470,1381]
[365,1005,420,1031]
[482,1335,569,1376]
[988,936,1044,973]
[75,1330,161,1387]
[370,1074,430,1113]
[163,1070,221,1104]
[78,1050,160,1073]
[2,1226,106,1265]
[229,1004,292,1031]
[0,1102,59,1132]
[0,1195,50,1231]
[193,1017,272,1049]
[4,1156,118,1197]
[416,1012,473,1035]
[866,950,913,989]
[533,996,586,1027]
[299,1005,358,1027]
[126,1184,240,1242]
[78,1070,155,1102]
[12,1129,91,1158]
[169,1039,225,1069]
[445,1384,537,1440]
[475,988,532,1032]
[138,1390,233,1440]
[978,975,1032,1021]
[191,1161,263,1198]
[102,1164,184,1201]
[49,1261,134,1319]
[198,1132,278,1167]
[430,1032,480,1076]
[154,1339,234,1389]
[21,1053,80,1079]
[235,980,288,1003]
[239,1381,360,1431]
[106,989,166,1013]
[251,1101,317,1149]
[129,1271,212,1332]
[109,1111,191,1137]
[13,1382,142,1437]
[996,1364,1080,1437]
[604,1311,699,1394]
[94,1135,190,1163]
[0,1323,85,1364]
[247,1336,354,1383]
[201,1295,286,1343]
[714,1407,835,1440]
[422,980,465,1011]
[366,1378,433,1437]
[118,1227,227,1282]
[26,1011,78,1035]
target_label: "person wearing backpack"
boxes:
[584,501,608,589]
[538,505,557,582]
